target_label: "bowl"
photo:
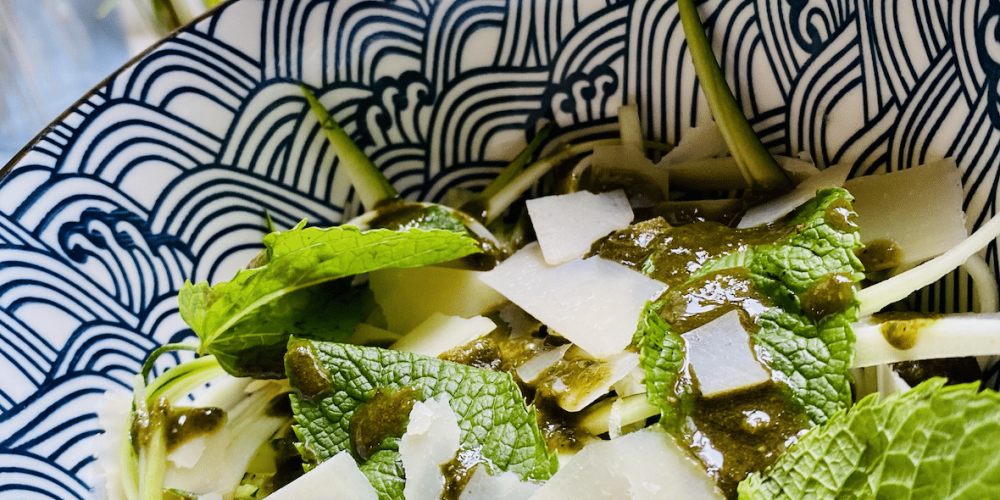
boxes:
[1,0,997,496]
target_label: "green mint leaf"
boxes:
[745,188,864,425]
[288,340,557,498]
[179,226,480,377]
[359,449,406,500]
[206,283,366,378]
[739,379,1000,499]
[635,189,863,426]
[636,301,694,431]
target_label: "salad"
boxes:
[97,1,1000,499]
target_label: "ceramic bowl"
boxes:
[1,0,997,496]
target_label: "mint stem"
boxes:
[300,85,398,209]
[140,342,199,383]
[677,0,791,192]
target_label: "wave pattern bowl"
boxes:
[2,0,999,496]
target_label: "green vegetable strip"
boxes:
[131,374,168,500]
[123,356,226,500]
[470,122,555,205]
[739,379,1000,499]
[144,354,226,403]
[482,138,621,224]
[300,85,398,209]
[677,0,791,192]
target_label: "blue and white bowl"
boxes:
[1,0,998,496]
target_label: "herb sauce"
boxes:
[893,357,983,387]
[687,385,806,497]
[349,387,422,461]
[130,397,227,453]
[440,448,490,500]
[597,218,788,289]
[284,341,332,401]
[856,238,904,272]
[872,313,942,350]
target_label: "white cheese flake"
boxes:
[844,158,966,265]
[459,467,540,500]
[479,243,664,358]
[391,313,496,358]
[265,451,377,500]
[400,396,462,500]
[527,190,634,266]
[683,310,771,398]
[528,427,724,500]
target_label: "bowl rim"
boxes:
[0,0,231,178]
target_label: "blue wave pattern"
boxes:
[1,0,1000,496]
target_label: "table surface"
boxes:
[0,0,204,164]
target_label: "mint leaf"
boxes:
[288,340,557,498]
[746,188,864,424]
[359,450,406,500]
[364,203,468,233]
[635,189,863,427]
[739,379,1000,499]
[179,226,481,377]
[635,301,693,431]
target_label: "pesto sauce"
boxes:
[531,396,590,453]
[823,197,858,233]
[130,397,227,454]
[799,273,855,321]
[856,238,904,272]
[349,387,422,461]
[439,448,491,500]
[659,268,772,334]
[872,313,942,350]
[439,337,507,371]
[597,218,789,290]
[685,384,807,498]
[285,341,332,401]
[892,357,983,387]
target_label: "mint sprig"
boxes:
[739,379,1000,499]
[178,226,481,377]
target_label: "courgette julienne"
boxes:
[301,84,399,209]
[857,211,1000,316]
[676,0,792,193]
